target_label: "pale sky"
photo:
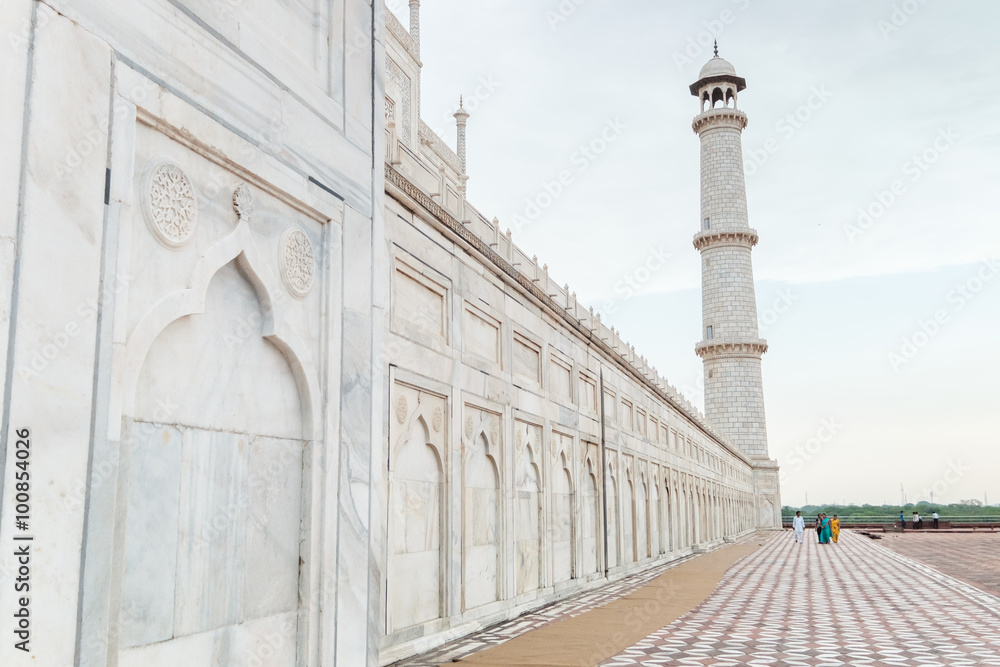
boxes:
[405,0,1000,507]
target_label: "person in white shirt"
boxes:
[792,511,805,543]
[932,511,939,529]
[912,511,922,529]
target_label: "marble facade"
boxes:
[0,2,778,666]
[1,0,382,665]
[376,6,779,664]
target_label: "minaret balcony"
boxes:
[692,228,758,250]
[695,338,768,359]
[692,108,747,134]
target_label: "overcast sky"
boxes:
[403,0,1000,508]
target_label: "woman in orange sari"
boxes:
[831,514,841,543]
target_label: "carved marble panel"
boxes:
[463,406,501,610]
[549,356,572,401]
[385,57,412,145]
[607,476,619,568]
[636,477,649,560]
[279,226,315,298]
[141,160,198,248]
[551,436,574,584]
[392,262,447,342]
[581,457,600,575]
[387,382,447,631]
[514,420,542,596]
[579,374,597,412]
[623,476,635,563]
[463,304,500,365]
[513,334,540,383]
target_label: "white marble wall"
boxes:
[378,179,763,663]
[0,1,383,666]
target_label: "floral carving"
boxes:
[280,227,315,297]
[395,395,408,424]
[432,406,443,432]
[143,161,197,248]
[490,419,499,446]
[464,415,474,440]
[233,183,254,221]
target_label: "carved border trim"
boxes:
[418,120,462,174]
[692,228,758,250]
[386,10,420,65]
[692,109,748,134]
[695,339,769,359]
[385,163,754,467]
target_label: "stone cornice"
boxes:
[385,163,758,468]
[418,120,461,174]
[693,228,758,250]
[695,338,768,359]
[692,108,747,134]
[386,10,421,66]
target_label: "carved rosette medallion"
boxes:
[142,160,197,248]
[464,415,474,440]
[233,183,254,221]
[432,406,443,432]
[279,226,315,298]
[395,396,408,424]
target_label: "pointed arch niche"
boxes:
[117,257,312,655]
[387,382,447,632]
[514,419,543,596]
[462,405,502,611]
[551,432,575,585]
[581,450,601,575]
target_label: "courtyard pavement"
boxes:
[603,531,1000,666]
[879,531,1000,598]
[391,553,704,666]
[397,531,1000,666]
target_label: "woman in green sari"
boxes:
[819,514,832,544]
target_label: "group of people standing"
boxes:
[791,511,840,544]
[900,510,940,529]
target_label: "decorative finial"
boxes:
[459,95,464,108]
[713,40,719,58]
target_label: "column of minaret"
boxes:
[690,45,771,460]
[408,0,421,116]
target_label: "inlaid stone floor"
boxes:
[603,531,1000,666]
[879,532,1000,598]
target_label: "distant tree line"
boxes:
[781,502,998,517]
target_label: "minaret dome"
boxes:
[689,44,746,113]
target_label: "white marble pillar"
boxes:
[0,6,113,664]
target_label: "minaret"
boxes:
[408,0,421,54]
[690,44,770,460]
[453,96,469,174]
[454,97,470,221]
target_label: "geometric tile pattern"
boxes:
[880,532,1000,598]
[391,552,706,666]
[603,531,1000,666]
